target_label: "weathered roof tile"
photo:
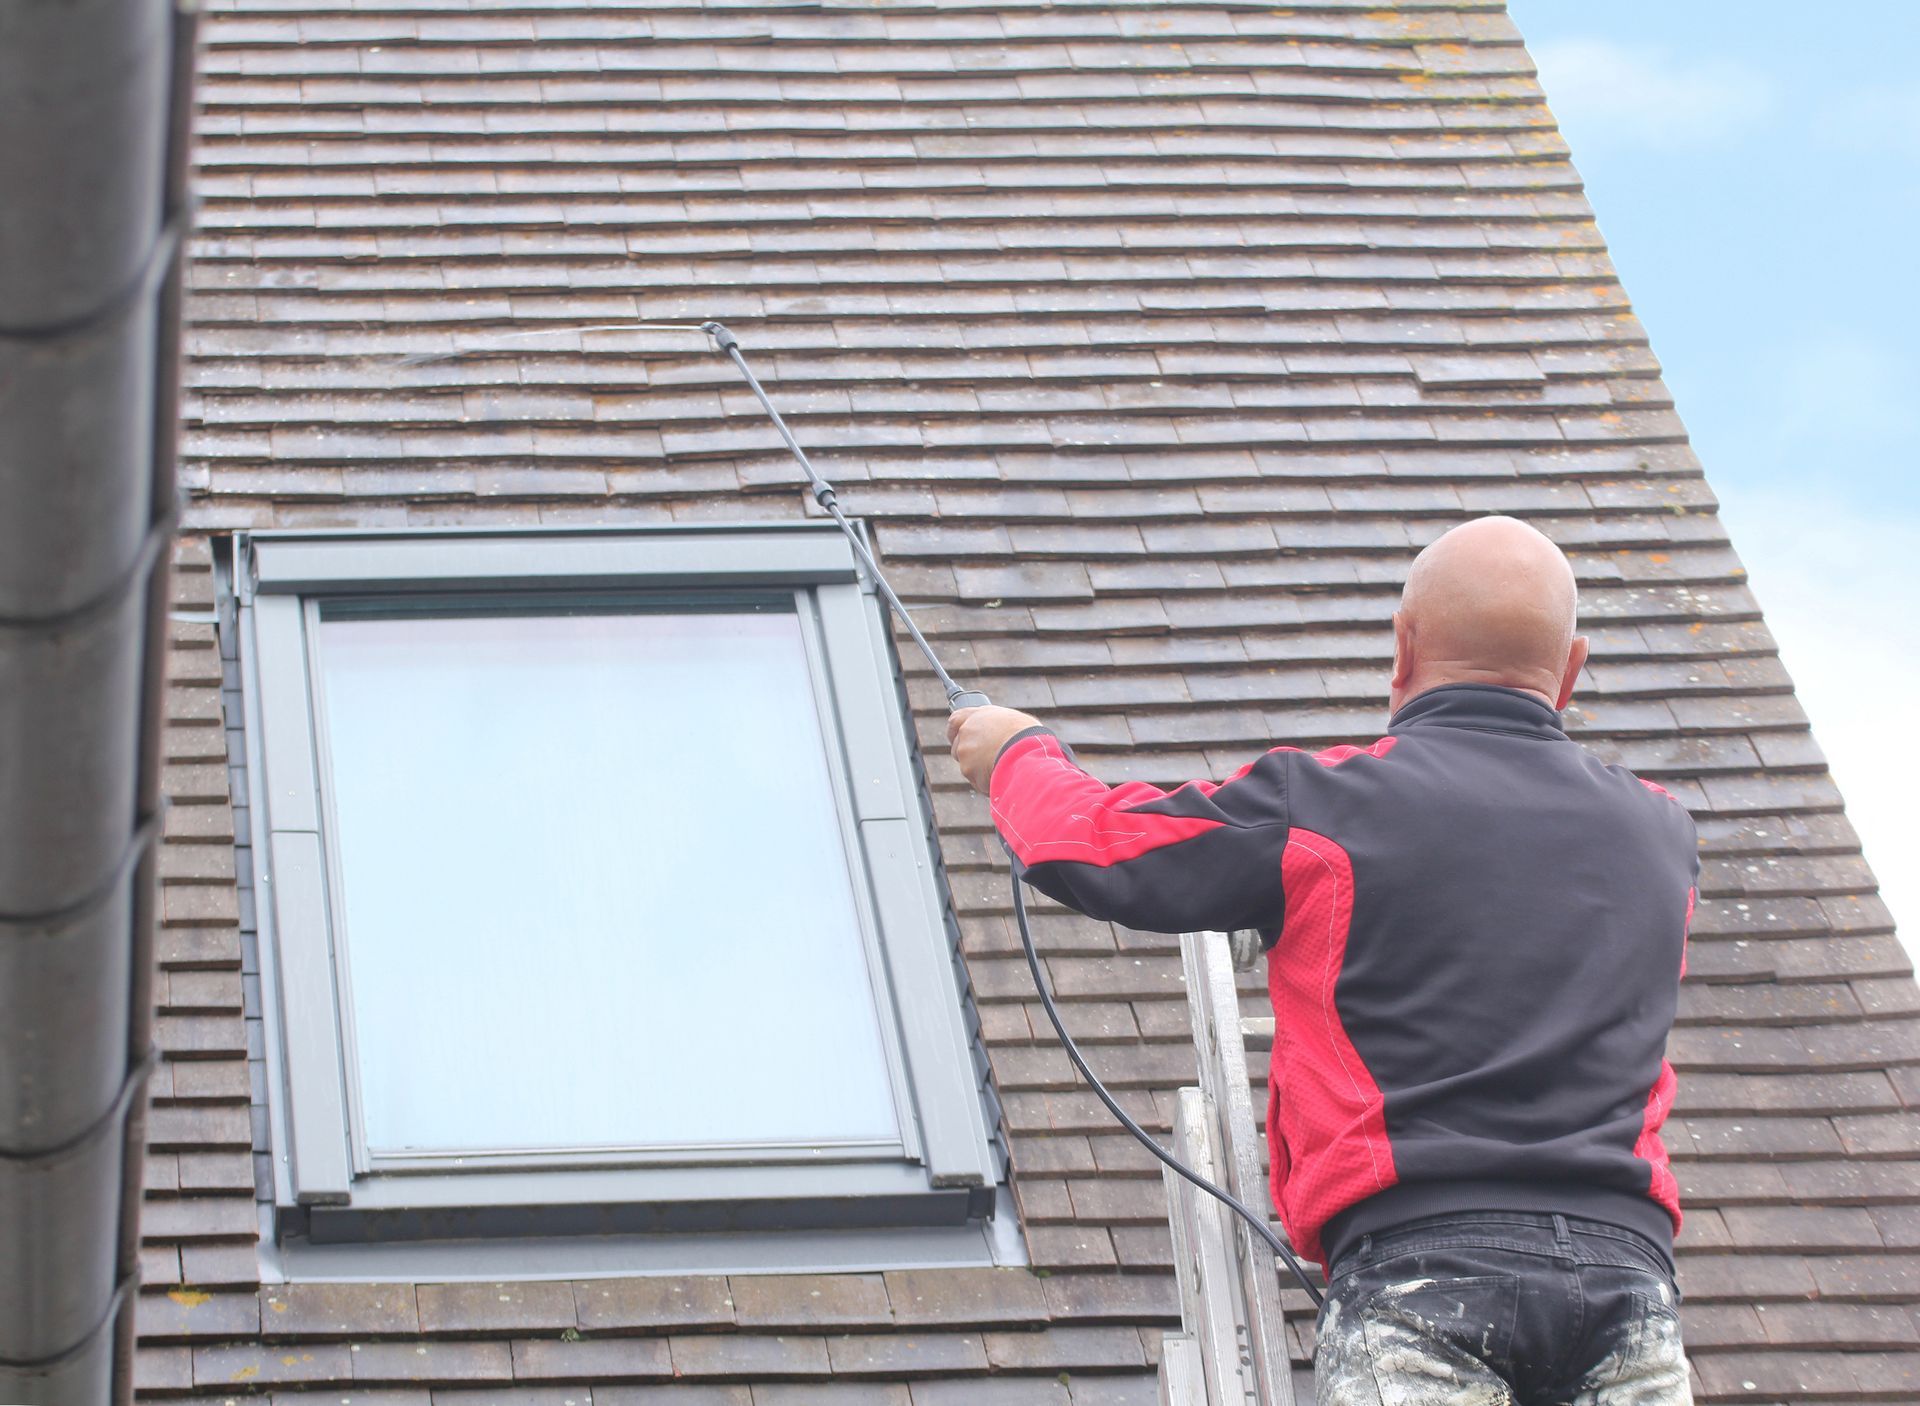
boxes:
[908,1379,1068,1406]
[983,1325,1147,1371]
[668,1334,832,1380]
[596,1390,748,1406]
[881,1270,1049,1329]
[510,1337,674,1383]
[418,1284,579,1336]
[1041,1275,1178,1324]
[354,1341,515,1385]
[263,1284,422,1338]
[755,1386,909,1406]
[195,1341,356,1388]
[823,1332,990,1375]
[729,1276,892,1332]
[138,1291,264,1342]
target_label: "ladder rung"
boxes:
[1240,1016,1274,1049]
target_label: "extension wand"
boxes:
[400,318,1324,1308]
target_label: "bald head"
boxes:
[1390,516,1587,715]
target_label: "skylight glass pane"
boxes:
[315,605,901,1157]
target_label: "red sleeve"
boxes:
[987,728,1291,935]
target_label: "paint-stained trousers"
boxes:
[1314,1211,1692,1406]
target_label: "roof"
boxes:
[144,1,1920,1402]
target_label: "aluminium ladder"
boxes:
[1156,930,1303,1406]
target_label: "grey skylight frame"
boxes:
[235,523,998,1245]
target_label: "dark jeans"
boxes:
[1315,1211,1691,1405]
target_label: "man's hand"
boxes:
[947,704,1042,795]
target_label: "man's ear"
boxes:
[1391,612,1414,690]
[1555,635,1590,711]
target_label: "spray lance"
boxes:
[399,319,1324,1308]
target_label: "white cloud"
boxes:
[1529,37,1777,147]
[1715,487,1917,960]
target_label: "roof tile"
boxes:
[262,1284,421,1337]
[1041,1275,1178,1324]
[1063,1375,1158,1405]
[139,1244,183,1290]
[354,1342,515,1385]
[668,1335,832,1380]
[427,1390,597,1406]
[510,1338,674,1382]
[572,1278,736,1333]
[135,1346,195,1394]
[823,1333,990,1375]
[419,1284,579,1336]
[982,1325,1146,1371]
[1021,1225,1118,1270]
[180,1242,266,1290]
[754,1386,909,1406]
[908,1379,1068,1406]
[881,1270,1050,1329]
[195,1342,355,1388]
[729,1276,892,1332]
[138,1291,264,1341]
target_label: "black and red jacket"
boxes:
[990,683,1697,1270]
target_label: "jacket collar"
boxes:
[1388,683,1569,741]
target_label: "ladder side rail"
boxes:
[1185,931,1300,1406]
[1164,1091,1208,1385]
[1159,1335,1209,1406]
[1169,1086,1262,1406]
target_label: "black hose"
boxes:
[669,320,1327,1308]
[387,316,1329,1308]
[1007,853,1324,1308]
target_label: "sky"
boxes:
[1507,0,1918,953]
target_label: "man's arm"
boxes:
[948,705,1290,935]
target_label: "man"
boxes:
[948,516,1696,1405]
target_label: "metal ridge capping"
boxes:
[0,1,199,1403]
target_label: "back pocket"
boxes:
[1362,1273,1520,1372]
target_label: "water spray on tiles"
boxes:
[397,319,1324,1309]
